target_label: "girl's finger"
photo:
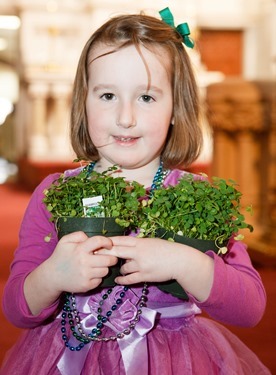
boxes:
[59,231,88,244]
[59,232,113,253]
[90,254,118,268]
[110,236,137,247]
[120,260,137,275]
[115,272,141,285]
[100,245,136,260]
[79,235,114,253]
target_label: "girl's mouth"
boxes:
[113,136,139,143]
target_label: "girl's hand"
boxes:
[46,231,118,293]
[24,231,118,315]
[97,236,214,302]
[105,236,181,284]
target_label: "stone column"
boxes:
[251,80,276,259]
[267,123,276,238]
[236,131,262,234]
[205,78,276,255]
[48,83,72,160]
[27,82,49,160]
[212,131,237,181]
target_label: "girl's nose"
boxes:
[116,102,136,128]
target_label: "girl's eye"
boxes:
[140,95,154,103]
[101,93,115,101]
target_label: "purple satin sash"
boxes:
[57,288,201,375]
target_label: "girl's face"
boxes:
[86,44,174,171]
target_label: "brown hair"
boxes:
[70,12,203,169]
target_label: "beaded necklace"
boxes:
[61,161,169,351]
[85,160,168,195]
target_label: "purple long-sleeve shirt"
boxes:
[2,169,266,329]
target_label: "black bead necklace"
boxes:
[61,161,169,351]
[61,284,149,351]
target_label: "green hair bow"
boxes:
[159,7,194,49]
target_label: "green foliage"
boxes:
[43,165,146,229]
[138,174,253,245]
[43,166,253,246]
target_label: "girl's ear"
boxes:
[171,116,175,125]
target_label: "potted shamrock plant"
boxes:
[43,164,146,286]
[137,173,254,299]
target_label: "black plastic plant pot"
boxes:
[155,228,219,300]
[57,217,125,288]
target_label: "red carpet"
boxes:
[0,182,275,372]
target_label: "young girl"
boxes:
[1,8,271,375]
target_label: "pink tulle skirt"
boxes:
[1,317,271,374]
[0,286,271,375]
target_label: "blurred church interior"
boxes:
[0,0,275,371]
